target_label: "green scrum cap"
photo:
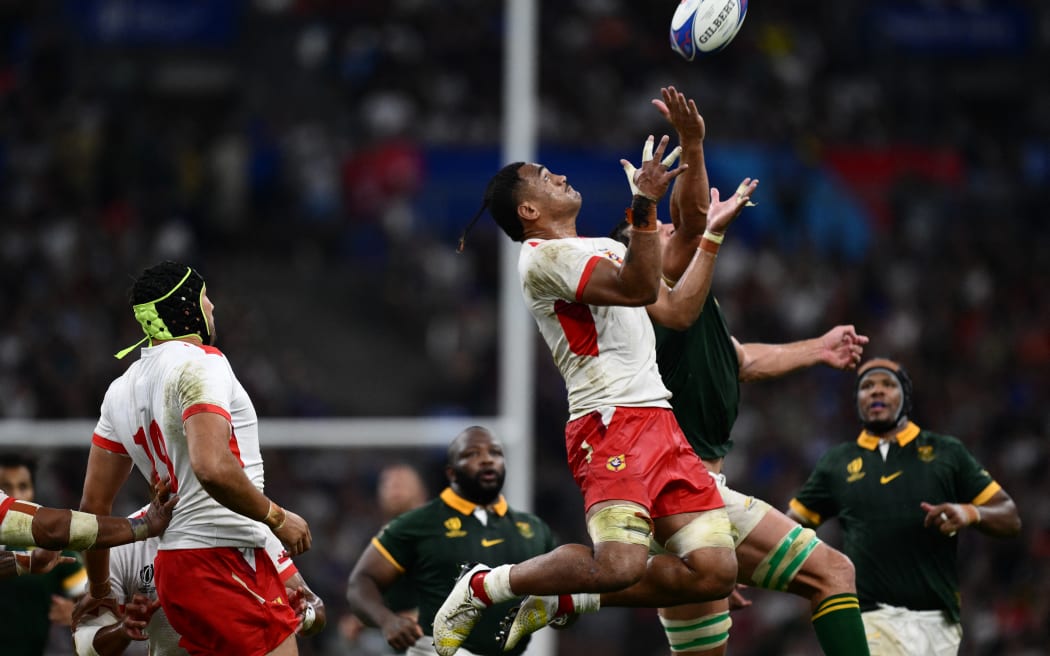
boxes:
[115,263,211,359]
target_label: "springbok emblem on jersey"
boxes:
[516,521,535,539]
[918,445,935,462]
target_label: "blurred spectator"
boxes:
[0,1,1046,654]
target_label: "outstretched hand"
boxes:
[621,135,686,201]
[819,326,868,370]
[653,86,705,143]
[706,178,759,236]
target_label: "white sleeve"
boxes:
[263,530,297,581]
[175,352,235,416]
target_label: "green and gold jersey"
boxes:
[373,488,556,656]
[790,422,1000,622]
[0,547,85,655]
[654,294,740,459]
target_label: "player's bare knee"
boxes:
[587,502,654,590]
[689,547,737,599]
[818,545,856,592]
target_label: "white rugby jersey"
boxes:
[73,528,296,656]
[519,237,671,420]
[92,341,268,550]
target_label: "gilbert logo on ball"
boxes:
[670,0,748,61]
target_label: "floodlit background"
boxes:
[1,1,1047,655]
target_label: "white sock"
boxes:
[483,564,516,604]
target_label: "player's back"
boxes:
[92,341,268,550]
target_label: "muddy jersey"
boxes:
[519,237,671,420]
[92,341,268,550]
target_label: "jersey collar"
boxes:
[440,487,508,517]
[856,421,921,450]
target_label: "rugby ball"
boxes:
[670,0,748,61]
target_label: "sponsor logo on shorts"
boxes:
[444,517,467,538]
[846,457,866,483]
[606,454,626,472]
[599,249,623,265]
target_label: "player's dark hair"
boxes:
[457,162,526,251]
[0,453,37,485]
[130,261,210,341]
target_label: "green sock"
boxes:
[811,593,870,655]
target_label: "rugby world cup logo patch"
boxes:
[444,517,467,538]
[606,454,627,472]
[846,457,866,483]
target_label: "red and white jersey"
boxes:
[73,527,297,656]
[519,237,671,420]
[92,341,268,550]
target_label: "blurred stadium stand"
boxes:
[0,1,1047,654]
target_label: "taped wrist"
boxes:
[625,197,658,232]
[264,501,287,531]
[129,516,150,541]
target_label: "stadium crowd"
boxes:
[1,1,1047,654]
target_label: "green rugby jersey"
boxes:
[790,422,1001,622]
[373,488,556,655]
[654,294,740,459]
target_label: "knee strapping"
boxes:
[67,511,101,550]
[587,503,653,546]
[663,509,734,557]
[660,612,731,652]
[751,525,820,591]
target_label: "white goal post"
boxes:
[0,2,553,653]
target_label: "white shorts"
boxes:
[649,472,771,555]
[712,473,772,549]
[862,604,962,656]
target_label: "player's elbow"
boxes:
[660,307,701,331]
[31,508,72,550]
[625,286,659,306]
